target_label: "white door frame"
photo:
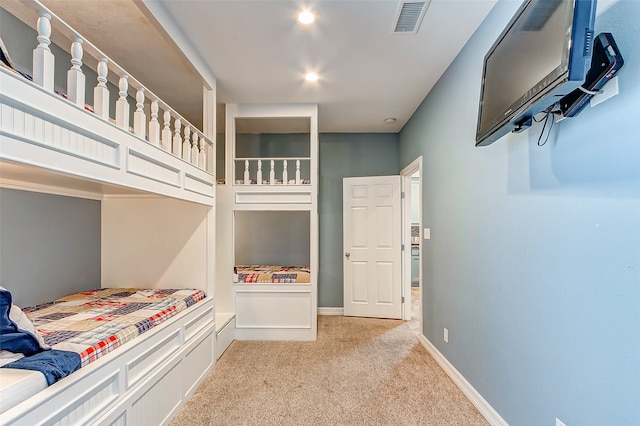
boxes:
[400,157,422,323]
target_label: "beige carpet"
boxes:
[171,315,488,425]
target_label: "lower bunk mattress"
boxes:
[233,265,310,284]
[0,287,205,413]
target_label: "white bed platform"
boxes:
[0,2,218,424]
[0,298,215,426]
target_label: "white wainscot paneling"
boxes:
[235,191,312,204]
[42,371,120,425]
[183,330,215,397]
[130,362,182,425]
[185,305,215,342]
[1,103,119,168]
[236,290,312,328]
[107,412,126,426]
[184,173,215,197]
[127,149,181,187]
[126,330,181,389]
[215,316,235,360]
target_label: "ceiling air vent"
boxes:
[393,1,429,34]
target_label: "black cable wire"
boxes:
[537,110,555,146]
[533,113,547,123]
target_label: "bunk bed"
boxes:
[215,103,318,345]
[0,2,216,424]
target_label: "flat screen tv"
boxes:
[475,0,597,146]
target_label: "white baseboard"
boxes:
[318,307,344,316]
[418,334,508,426]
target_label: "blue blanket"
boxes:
[1,288,80,385]
[0,288,41,355]
[2,350,81,385]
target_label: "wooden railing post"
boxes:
[33,13,54,91]
[197,140,206,169]
[93,58,109,119]
[244,160,250,184]
[257,160,262,185]
[67,37,85,106]
[182,126,191,160]
[149,100,160,146]
[161,110,172,151]
[134,88,146,139]
[191,132,199,164]
[115,75,130,130]
[269,160,275,185]
[283,160,288,185]
[172,119,182,156]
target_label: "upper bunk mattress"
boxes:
[234,265,310,284]
[22,288,205,367]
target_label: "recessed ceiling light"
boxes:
[305,72,319,82]
[384,117,397,124]
[298,11,315,25]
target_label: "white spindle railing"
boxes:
[33,13,54,90]
[282,160,288,184]
[161,110,172,151]
[191,132,199,165]
[93,58,109,118]
[16,0,214,174]
[235,158,311,185]
[257,160,263,185]
[172,119,182,157]
[133,88,146,139]
[115,74,129,130]
[182,126,191,160]
[66,37,84,106]
[149,100,160,146]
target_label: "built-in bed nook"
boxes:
[0,2,216,424]
[233,211,313,339]
[215,103,318,346]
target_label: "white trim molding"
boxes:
[418,334,508,426]
[318,307,344,316]
[0,179,104,200]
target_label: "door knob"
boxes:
[345,252,350,258]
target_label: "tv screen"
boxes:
[476,0,597,146]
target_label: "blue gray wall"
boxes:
[235,211,310,266]
[399,1,640,425]
[0,189,101,307]
[318,133,400,307]
[234,133,311,182]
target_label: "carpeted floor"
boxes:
[170,314,488,426]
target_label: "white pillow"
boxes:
[0,286,49,351]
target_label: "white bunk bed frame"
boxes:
[0,2,217,424]
[215,103,318,346]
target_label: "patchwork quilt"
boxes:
[234,265,310,284]
[21,288,205,367]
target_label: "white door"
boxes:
[343,176,402,319]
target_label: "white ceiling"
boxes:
[9,0,497,133]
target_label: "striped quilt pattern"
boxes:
[23,288,205,366]
[234,265,310,284]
